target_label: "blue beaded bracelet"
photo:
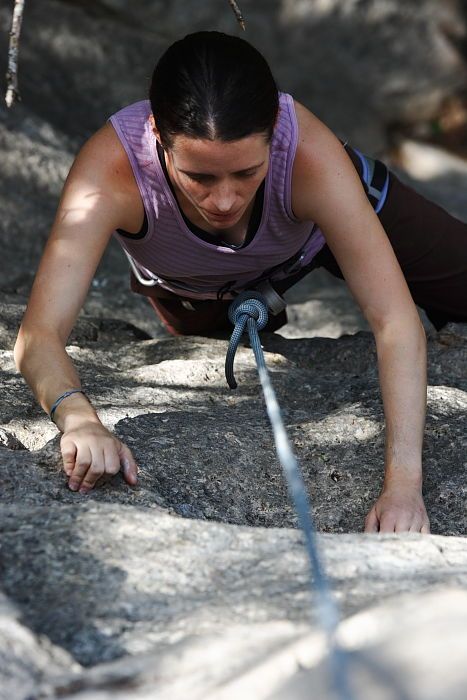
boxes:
[50,389,86,422]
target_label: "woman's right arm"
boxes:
[14,123,142,494]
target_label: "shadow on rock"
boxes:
[0,503,128,666]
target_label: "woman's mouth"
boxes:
[206,210,237,219]
[203,207,244,226]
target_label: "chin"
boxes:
[209,218,237,229]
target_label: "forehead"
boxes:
[169,133,270,172]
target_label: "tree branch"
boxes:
[228,0,246,31]
[5,0,26,108]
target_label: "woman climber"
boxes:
[14,31,467,533]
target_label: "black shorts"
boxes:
[315,167,467,330]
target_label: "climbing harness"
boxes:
[124,249,160,287]
[344,144,390,214]
[225,291,354,700]
[253,279,287,315]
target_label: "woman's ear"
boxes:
[149,114,163,146]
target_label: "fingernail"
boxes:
[79,487,89,495]
[68,481,79,491]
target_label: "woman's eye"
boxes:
[187,174,213,184]
[186,171,257,183]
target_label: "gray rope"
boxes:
[225,291,354,700]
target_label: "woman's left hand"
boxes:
[364,484,430,533]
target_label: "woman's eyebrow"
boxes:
[179,161,265,177]
[234,161,265,174]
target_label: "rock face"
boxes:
[1,322,466,697]
[1,0,465,152]
[0,1,466,698]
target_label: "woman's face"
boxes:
[163,132,270,229]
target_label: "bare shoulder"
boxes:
[291,99,358,221]
[292,99,346,167]
[68,122,143,232]
[73,122,138,194]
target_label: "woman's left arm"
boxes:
[292,101,430,533]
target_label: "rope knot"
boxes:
[225,291,269,390]
[228,291,269,330]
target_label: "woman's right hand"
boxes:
[60,417,138,494]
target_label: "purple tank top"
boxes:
[109,92,325,300]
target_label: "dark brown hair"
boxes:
[150,31,279,148]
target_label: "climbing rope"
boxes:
[225,291,354,700]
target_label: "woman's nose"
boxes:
[210,183,236,212]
